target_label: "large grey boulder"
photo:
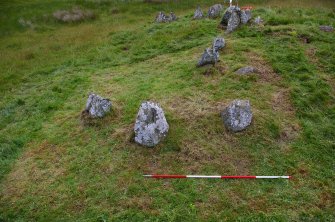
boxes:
[221,100,252,132]
[85,93,112,118]
[134,101,169,147]
[208,4,223,18]
[220,6,240,26]
[213,37,225,51]
[240,10,252,24]
[197,48,219,67]
[193,6,204,19]
[235,66,258,75]
[227,11,240,33]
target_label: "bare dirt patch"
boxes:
[245,52,281,83]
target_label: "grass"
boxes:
[0,0,334,221]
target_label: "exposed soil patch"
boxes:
[245,52,281,83]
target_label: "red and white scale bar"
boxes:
[144,175,291,179]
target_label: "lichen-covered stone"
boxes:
[169,12,177,21]
[253,16,263,25]
[155,11,177,23]
[240,10,252,24]
[213,37,225,51]
[235,66,258,75]
[155,11,168,23]
[221,100,252,132]
[320,25,334,32]
[134,101,169,147]
[226,11,240,33]
[208,4,223,18]
[197,48,219,67]
[85,93,112,118]
[220,6,240,26]
[193,6,204,19]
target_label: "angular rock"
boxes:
[155,11,177,23]
[134,101,169,147]
[197,48,219,67]
[155,11,168,23]
[193,6,204,19]
[220,6,240,26]
[221,100,253,132]
[240,10,252,24]
[85,93,112,118]
[253,16,263,25]
[319,25,334,32]
[235,66,258,75]
[226,11,240,33]
[208,4,223,18]
[168,12,177,21]
[213,37,225,51]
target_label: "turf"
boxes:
[0,0,334,221]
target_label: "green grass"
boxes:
[0,0,334,221]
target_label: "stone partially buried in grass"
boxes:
[221,100,253,132]
[53,7,95,23]
[193,6,204,19]
[235,66,258,75]
[213,37,225,51]
[208,4,223,18]
[134,101,169,147]
[84,93,112,118]
[197,48,219,67]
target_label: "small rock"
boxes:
[213,37,225,51]
[235,66,258,75]
[253,16,263,25]
[226,11,240,33]
[53,8,95,23]
[221,100,253,132]
[208,4,223,18]
[85,93,112,118]
[134,101,169,147]
[155,11,168,23]
[193,6,204,19]
[319,25,334,32]
[169,12,177,21]
[240,10,252,24]
[197,48,219,67]
[155,11,177,23]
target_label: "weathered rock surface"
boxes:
[227,11,240,33]
[221,6,252,33]
[208,4,223,18]
[134,101,169,147]
[155,11,177,23]
[319,25,334,32]
[220,6,239,26]
[193,6,204,19]
[85,93,112,118]
[169,12,177,21]
[221,100,252,132]
[253,16,263,25]
[235,66,258,75]
[213,37,225,51]
[197,48,219,67]
[240,10,252,24]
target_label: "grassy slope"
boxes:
[0,0,334,221]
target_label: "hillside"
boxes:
[0,0,334,221]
